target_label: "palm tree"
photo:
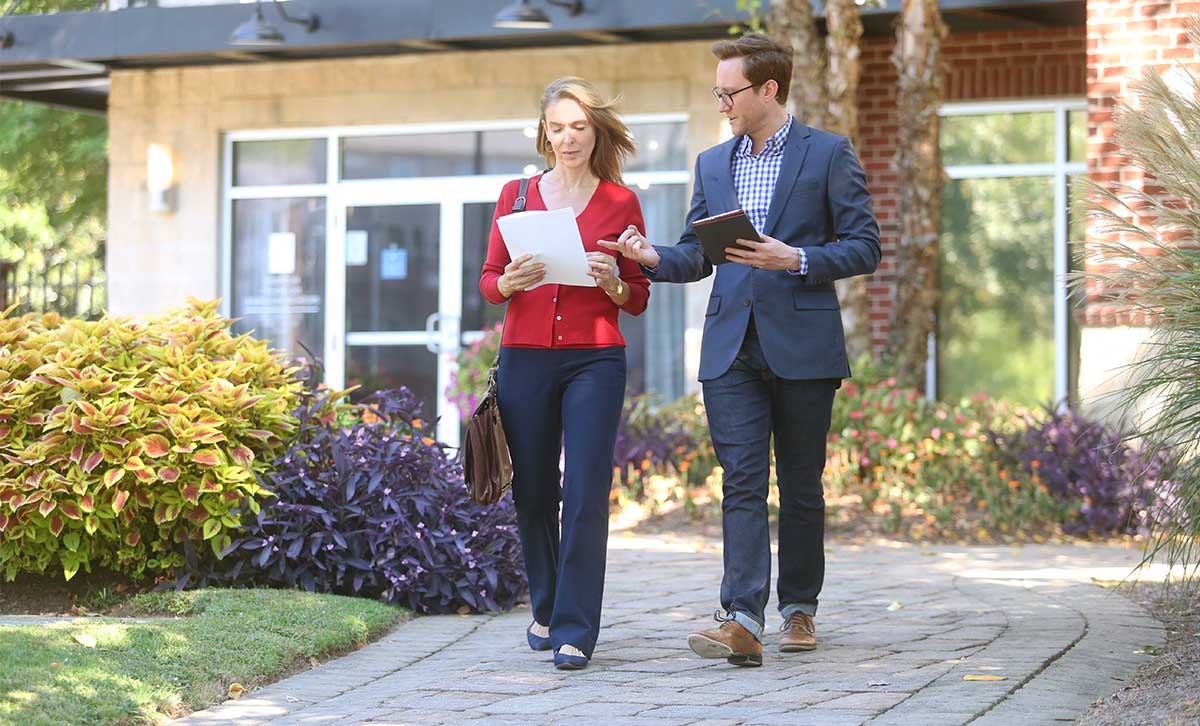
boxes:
[770,0,873,358]
[885,0,947,390]
[770,0,829,130]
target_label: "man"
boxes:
[600,33,881,667]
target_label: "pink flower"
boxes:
[886,377,897,387]
[886,438,898,448]
[850,410,864,420]
[936,410,947,421]
[931,427,942,439]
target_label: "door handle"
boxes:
[425,313,442,353]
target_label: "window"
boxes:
[937,101,1087,406]
[224,118,692,420]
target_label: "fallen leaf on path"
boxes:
[457,605,471,615]
[307,656,320,669]
[228,683,247,699]
[963,674,1008,681]
[72,633,97,648]
[887,601,903,611]
[1137,645,1162,656]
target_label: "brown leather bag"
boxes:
[461,177,529,504]
[463,362,512,505]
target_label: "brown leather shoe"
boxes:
[779,612,817,652]
[687,619,763,667]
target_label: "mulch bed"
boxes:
[1080,583,1200,726]
[0,569,152,617]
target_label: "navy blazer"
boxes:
[646,120,882,382]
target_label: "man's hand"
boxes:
[723,233,800,271]
[598,226,661,269]
[497,254,546,297]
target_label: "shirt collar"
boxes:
[736,115,793,158]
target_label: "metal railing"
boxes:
[1,251,106,320]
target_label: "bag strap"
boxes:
[512,176,531,213]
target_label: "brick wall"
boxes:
[855,25,1087,351]
[1085,0,1200,326]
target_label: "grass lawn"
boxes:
[0,588,409,725]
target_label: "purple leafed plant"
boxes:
[991,407,1177,537]
[181,375,527,614]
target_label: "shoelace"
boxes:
[779,612,815,634]
[713,609,736,624]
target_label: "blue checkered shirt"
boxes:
[732,115,808,277]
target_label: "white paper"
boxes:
[267,233,296,275]
[496,207,596,288]
[346,230,369,266]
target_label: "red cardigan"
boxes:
[479,175,650,348]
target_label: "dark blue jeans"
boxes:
[497,345,626,659]
[701,320,838,640]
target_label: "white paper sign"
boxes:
[267,233,296,275]
[381,247,408,280]
[495,207,595,288]
[346,230,369,267]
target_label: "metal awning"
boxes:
[0,0,1084,114]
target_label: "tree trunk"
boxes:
[823,0,872,361]
[823,0,862,142]
[886,0,947,391]
[771,0,828,129]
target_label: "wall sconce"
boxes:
[147,143,176,214]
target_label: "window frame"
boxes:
[935,98,1088,405]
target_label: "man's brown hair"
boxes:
[711,33,793,106]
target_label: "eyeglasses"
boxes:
[712,83,761,106]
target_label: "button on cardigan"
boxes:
[479,174,650,348]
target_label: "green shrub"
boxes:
[0,298,304,581]
[827,374,1069,538]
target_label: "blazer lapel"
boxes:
[763,122,812,237]
[705,136,741,214]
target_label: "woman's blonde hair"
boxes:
[536,77,635,185]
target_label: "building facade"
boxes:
[2,0,1195,443]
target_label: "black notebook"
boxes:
[692,209,761,265]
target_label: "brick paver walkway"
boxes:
[174,534,1162,726]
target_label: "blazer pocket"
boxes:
[793,291,840,310]
[789,180,820,197]
[706,295,722,316]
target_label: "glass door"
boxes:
[342,202,443,408]
[329,178,508,448]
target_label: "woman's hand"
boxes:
[598,226,661,269]
[498,254,546,298]
[586,251,620,294]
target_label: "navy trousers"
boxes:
[701,318,838,637]
[497,345,626,659]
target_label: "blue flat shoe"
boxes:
[553,647,589,670]
[527,623,552,652]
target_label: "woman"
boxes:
[479,77,649,670]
